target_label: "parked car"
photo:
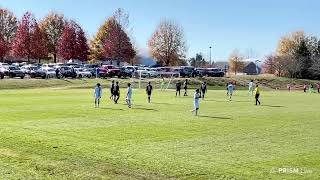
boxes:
[75,68,92,78]
[122,66,137,73]
[205,68,225,77]
[83,64,99,76]
[135,68,150,78]
[21,65,38,75]
[8,66,25,79]
[30,68,47,79]
[99,65,121,78]
[44,68,56,78]
[0,65,9,76]
[60,66,75,78]
[0,70,4,79]
[180,66,195,77]
[119,67,133,78]
[194,68,206,77]
[148,68,159,77]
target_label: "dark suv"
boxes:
[180,66,195,77]
[8,66,25,79]
[0,70,4,79]
[205,68,225,77]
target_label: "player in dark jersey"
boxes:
[146,82,153,103]
[200,82,207,100]
[110,80,115,100]
[176,80,181,97]
[113,81,120,104]
[183,79,188,96]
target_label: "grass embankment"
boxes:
[0,75,319,90]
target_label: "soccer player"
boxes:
[114,81,120,104]
[110,80,115,100]
[191,89,201,116]
[226,82,229,96]
[317,83,320,93]
[248,80,254,96]
[254,84,261,105]
[200,82,207,100]
[176,80,181,97]
[309,84,314,93]
[227,82,234,101]
[183,79,188,96]
[146,82,153,103]
[126,83,132,108]
[160,77,165,91]
[303,84,307,93]
[94,83,102,108]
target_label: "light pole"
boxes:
[209,46,212,67]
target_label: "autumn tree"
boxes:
[40,12,65,63]
[58,20,89,61]
[89,19,112,61]
[263,54,276,74]
[11,12,46,62]
[0,35,6,60]
[31,25,48,63]
[228,50,244,75]
[102,9,135,65]
[276,31,313,78]
[0,8,18,61]
[148,20,187,66]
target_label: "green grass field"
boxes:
[0,85,319,179]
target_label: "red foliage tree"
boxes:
[58,21,88,61]
[103,18,135,65]
[11,12,48,62]
[11,12,35,61]
[31,25,48,62]
[75,26,89,61]
[0,35,8,60]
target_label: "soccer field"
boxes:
[0,88,319,179]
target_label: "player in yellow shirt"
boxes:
[255,84,261,105]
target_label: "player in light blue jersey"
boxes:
[126,83,132,108]
[94,83,102,108]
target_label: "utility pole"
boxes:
[209,46,212,67]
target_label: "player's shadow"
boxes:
[198,115,232,120]
[152,102,174,105]
[134,107,158,111]
[100,107,124,111]
[261,105,285,108]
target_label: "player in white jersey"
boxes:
[94,83,102,108]
[227,82,234,101]
[126,83,132,108]
[248,80,254,96]
[191,89,201,116]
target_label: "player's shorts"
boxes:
[95,96,101,99]
[249,87,253,91]
[176,88,181,91]
[228,90,233,95]
[114,92,119,96]
[201,90,206,94]
[194,102,199,109]
[147,92,152,96]
[255,93,260,99]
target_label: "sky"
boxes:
[1,0,320,61]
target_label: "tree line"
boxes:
[0,8,188,66]
[263,31,320,80]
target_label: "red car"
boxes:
[99,65,121,78]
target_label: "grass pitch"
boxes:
[0,87,319,179]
